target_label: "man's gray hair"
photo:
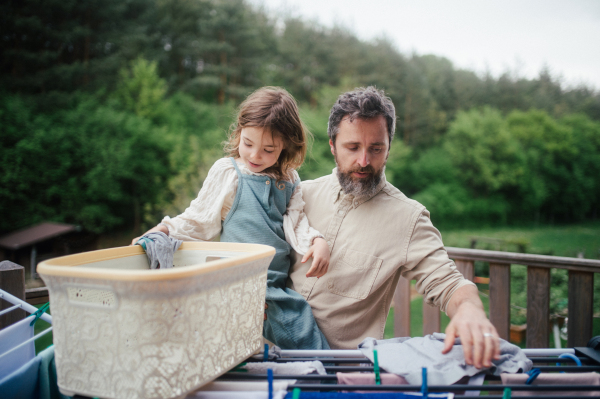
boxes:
[327,86,396,145]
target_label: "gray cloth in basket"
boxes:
[358,333,532,385]
[137,232,182,269]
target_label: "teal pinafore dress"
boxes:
[220,158,330,350]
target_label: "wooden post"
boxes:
[423,302,441,335]
[489,263,511,341]
[393,277,411,337]
[527,267,550,348]
[568,270,594,347]
[455,259,475,281]
[0,261,27,328]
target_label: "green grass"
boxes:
[438,221,600,259]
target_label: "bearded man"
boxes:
[287,86,500,368]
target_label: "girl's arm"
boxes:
[132,158,237,244]
[283,177,330,278]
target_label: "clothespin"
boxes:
[263,343,269,362]
[135,236,152,251]
[557,353,581,367]
[231,362,247,372]
[29,302,50,326]
[267,368,273,399]
[373,349,381,385]
[525,368,541,385]
[292,387,301,399]
[502,387,512,399]
[421,367,428,399]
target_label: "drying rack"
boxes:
[0,287,53,360]
[2,287,599,398]
[209,346,600,399]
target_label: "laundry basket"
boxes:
[37,242,274,399]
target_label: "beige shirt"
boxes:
[287,170,474,349]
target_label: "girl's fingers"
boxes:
[302,248,313,263]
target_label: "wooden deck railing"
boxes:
[393,247,600,348]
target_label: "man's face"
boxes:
[330,115,390,197]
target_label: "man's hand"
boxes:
[302,237,330,278]
[443,284,501,368]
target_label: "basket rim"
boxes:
[37,241,275,281]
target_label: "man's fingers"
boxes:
[442,326,456,354]
[471,329,485,368]
[459,328,474,365]
[482,332,498,367]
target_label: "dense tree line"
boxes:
[1,0,600,235]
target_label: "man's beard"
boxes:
[335,154,385,198]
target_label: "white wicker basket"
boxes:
[37,242,274,399]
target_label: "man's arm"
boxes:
[443,284,501,368]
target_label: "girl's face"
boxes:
[238,127,284,173]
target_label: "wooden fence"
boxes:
[393,247,600,348]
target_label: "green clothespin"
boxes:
[135,237,152,251]
[373,349,381,385]
[503,387,512,399]
[292,387,301,399]
[29,302,50,326]
[231,361,248,372]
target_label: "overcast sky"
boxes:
[248,0,600,90]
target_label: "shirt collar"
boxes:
[329,167,387,206]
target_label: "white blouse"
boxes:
[161,157,323,255]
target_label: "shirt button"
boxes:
[266,180,270,185]
[338,210,344,215]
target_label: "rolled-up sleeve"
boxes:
[400,210,475,313]
[283,176,324,255]
[161,158,237,241]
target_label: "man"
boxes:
[287,86,500,368]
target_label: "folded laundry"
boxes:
[500,372,600,396]
[136,231,182,269]
[336,372,408,393]
[191,380,297,392]
[358,333,532,385]
[243,361,327,375]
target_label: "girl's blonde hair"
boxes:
[224,86,310,181]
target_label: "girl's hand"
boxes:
[302,237,330,278]
[130,224,169,245]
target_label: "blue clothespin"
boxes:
[502,387,512,399]
[525,368,541,385]
[267,368,273,399]
[421,367,428,398]
[29,302,50,326]
[263,343,269,362]
[373,349,381,385]
[557,353,581,368]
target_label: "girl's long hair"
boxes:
[224,86,311,181]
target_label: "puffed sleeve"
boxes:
[399,209,476,313]
[283,171,325,255]
[161,158,237,241]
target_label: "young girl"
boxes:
[134,87,330,350]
